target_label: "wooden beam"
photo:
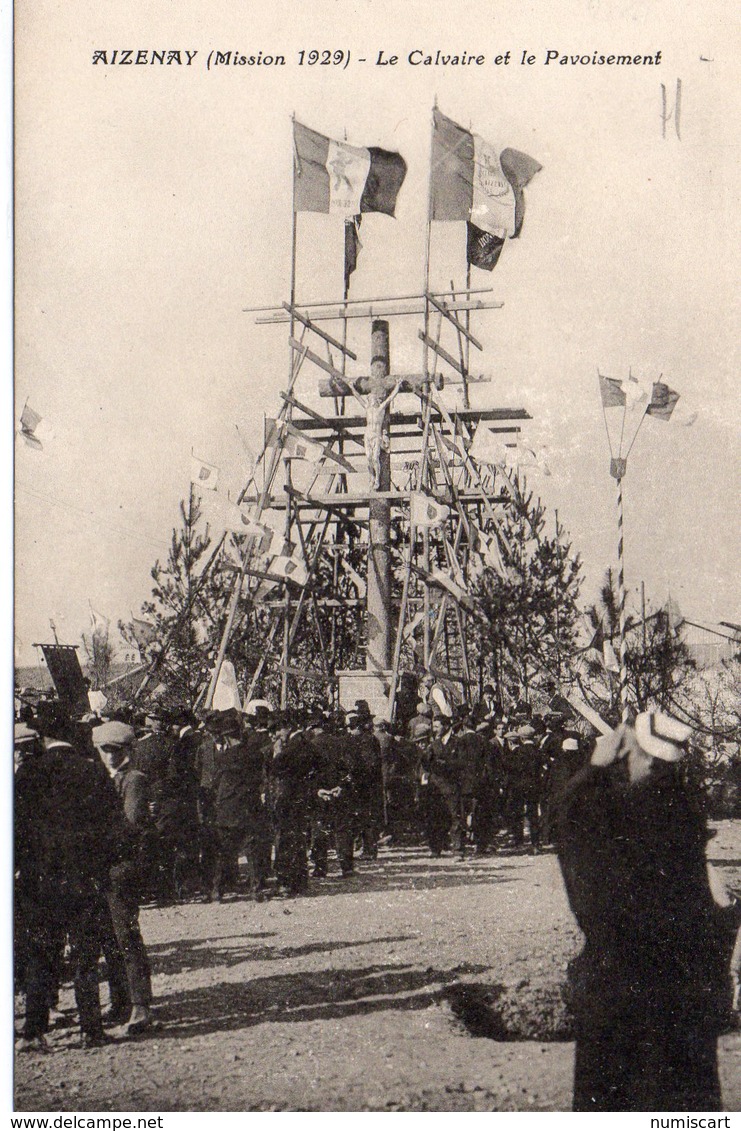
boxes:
[425,293,483,350]
[256,298,504,324]
[317,374,491,397]
[238,491,509,509]
[418,332,466,376]
[288,338,346,382]
[283,304,357,360]
[290,407,531,431]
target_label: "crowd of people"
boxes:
[13,684,584,1048]
[14,683,741,1112]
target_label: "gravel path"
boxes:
[15,822,741,1112]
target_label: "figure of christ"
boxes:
[350,379,401,490]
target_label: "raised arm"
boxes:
[379,379,402,411]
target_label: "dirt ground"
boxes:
[14,821,741,1112]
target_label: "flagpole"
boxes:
[203,115,302,713]
[419,103,438,670]
[615,472,630,722]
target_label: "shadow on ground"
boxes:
[147,934,416,976]
[150,961,490,1038]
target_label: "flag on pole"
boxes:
[475,526,507,579]
[508,444,551,476]
[598,374,627,409]
[586,621,605,653]
[265,419,326,463]
[201,494,274,547]
[130,617,157,648]
[345,217,361,290]
[469,423,511,466]
[410,492,450,527]
[602,638,620,673]
[211,659,242,712]
[190,456,219,491]
[88,689,108,713]
[647,381,680,420]
[430,108,541,271]
[89,606,110,642]
[234,513,274,553]
[429,568,476,612]
[19,402,54,450]
[268,552,309,587]
[293,121,407,218]
[664,596,683,635]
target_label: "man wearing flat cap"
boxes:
[554,710,741,1111]
[92,721,154,1036]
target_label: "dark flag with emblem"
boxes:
[430,107,541,272]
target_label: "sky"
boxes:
[12,0,741,667]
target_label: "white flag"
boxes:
[89,606,110,641]
[269,553,309,587]
[430,568,475,612]
[469,423,510,466]
[191,456,219,491]
[470,133,516,238]
[602,639,620,673]
[505,443,551,477]
[211,660,242,712]
[476,527,506,579]
[87,689,108,713]
[410,492,450,528]
[265,419,325,463]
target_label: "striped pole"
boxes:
[615,472,630,721]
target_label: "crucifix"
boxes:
[348,376,401,490]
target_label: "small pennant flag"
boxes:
[345,217,362,291]
[265,419,325,463]
[602,639,620,673]
[598,374,626,409]
[430,568,475,612]
[190,456,219,491]
[587,621,605,653]
[647,381,680,420]
[410,492,450,528]
[508,444,551,477]
[469,423,511,466]
[130,617,157,647]
[665,596,683,635]
[89,606,110,641]
[211,659,242,712]
[269,553,309,587]
[88,689,108,713]
[475,526,506,579]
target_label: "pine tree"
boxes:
[474,488,583,709]
[123,496,229,708]
[580,570,695,723]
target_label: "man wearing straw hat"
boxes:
[554,710,741,1111]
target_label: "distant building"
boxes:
[679,620,740,669]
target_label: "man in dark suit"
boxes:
[16,707,123,1049]
[554,711,741,1111]
[92,720,154,1036]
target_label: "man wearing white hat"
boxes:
[554,710,741,1111]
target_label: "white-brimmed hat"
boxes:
[634,711,692,762]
